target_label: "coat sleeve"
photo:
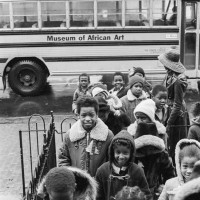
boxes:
[187,126,198,140]
[160,151,176,183]
[167,81,184,125]
[158,182,168,200]
[72,89,79,112]
[58,132,72,166]
[95,167,106,200]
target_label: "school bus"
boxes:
[0,0,199,96]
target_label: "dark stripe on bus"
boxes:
[0,58,8,63]
[0,28,179,35]
[0,40,179,48]
[43,55,158,62]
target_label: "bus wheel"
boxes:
[8,60,47,96]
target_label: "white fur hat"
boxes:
[92,87,109,98]
[134,99,156,122]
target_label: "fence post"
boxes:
[19,130,26,197]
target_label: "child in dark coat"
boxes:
[187,102,200,142]
[95,130,152,200]
[134,122,175,199]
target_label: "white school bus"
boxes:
[0,0,199,96]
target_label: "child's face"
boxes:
[134,72,144,78]
[130,83,143,97]
[152,91,167,109]
[79,107,97,131]
[79,76,89,88]
[49,190,74,200]
[113,75,124,89]
[98,110,110,122]
[137,145,158,156]
[114,145,131,167]
[135,112,151,124]
[95,92,106,99]
[180,156,199,182]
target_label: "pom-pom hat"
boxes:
[158,49,186,74]
[133,67,145,77]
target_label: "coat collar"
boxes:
[175,139,200,185]
[69,118,109,142]
[127,89,147,101]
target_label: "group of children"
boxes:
[37,49,200,200]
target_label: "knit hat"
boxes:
[134,122,165,157]
[158,49,186,74]
[94,96,110,111]
[128,75,144,88]
[133,67,145,77]
[134,99,156,122]
[92,87,109,98]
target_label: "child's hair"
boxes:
[115,186,146,200]
[152,84,167,97]
[45,167,76,194]
[179,143,200,163]
[113,72,125,81]
[79,73,90,83]
[77,96,99,114]
[190,102,200,117]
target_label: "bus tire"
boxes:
[8,60,47,96]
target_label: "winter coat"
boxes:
[95,130,152,200]
[127,120,168,148]
[37,166,98,200]
[72,86,91,112]
[109,86,127,98]
[158,139,200,200]
[58,118,114,177]
[165,74,189,158]
[174,177,200,200]
[187,117,200,142]
[120,89,147,123]
[105,112,131,135]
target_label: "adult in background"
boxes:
[158,48,189,162]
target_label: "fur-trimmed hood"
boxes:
[127,89,147,101]
[174,177,200,200]
[127,120,166,137]
[109,130,135,163]
[37,166,98,200]
[69,118,109,142]
[175,139,200,186]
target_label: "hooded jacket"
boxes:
[37,166,98,200]
[95,130,152,200]
[58,118,114,177]
[131,122,175,198]
[158,139,200,200]
[187,117,200,142]
[120,89,147,123]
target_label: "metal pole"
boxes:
[19,130,26,197]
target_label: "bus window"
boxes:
[41,1,66,28]
[0,3,10,29]
[125,0,149,26]
[153,0,177,26]
[13,2,38,28]
[69,1,94,27]
[97,1,122,27]
[185,3,196,29]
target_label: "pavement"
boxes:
[0,114,76,200]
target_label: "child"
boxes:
[37,166,98,200]
[127,99,168,147]
[187,102,200,142]
[152,85,170,126]
[72,73,91,114]
[58,96,114,177]
[95,96,131,135]
[95,130,152,200]
[174,160,200,200]
[120,75,147,123]
[129,67,152,98]
[158,139,200,200]
[91,84,122,116]
[109,72,127,98]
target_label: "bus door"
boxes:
[180,0,200,81]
